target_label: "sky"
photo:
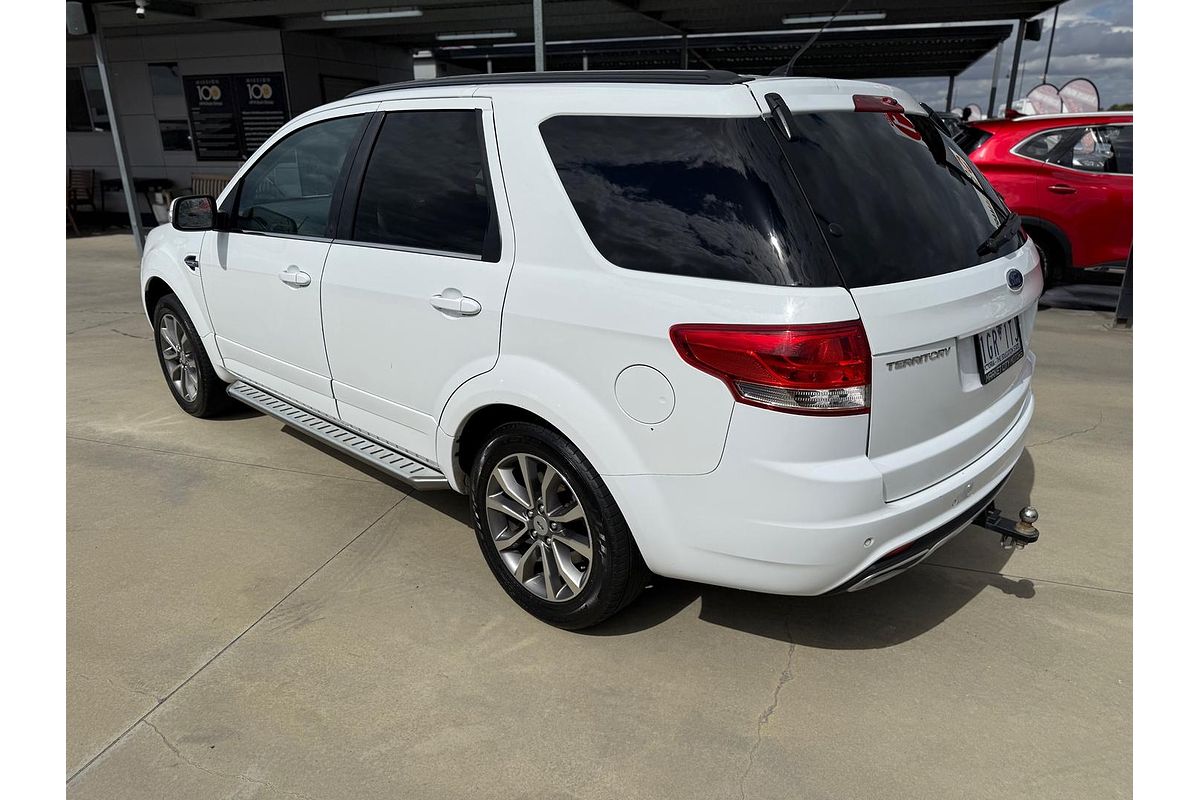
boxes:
[882,0,1133,112]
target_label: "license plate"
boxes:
[974,317,1024,384]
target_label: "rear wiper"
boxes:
[977,210,1022,256]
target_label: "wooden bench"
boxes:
[191,173,233,198]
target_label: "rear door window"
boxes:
[774,110,1020,288]
[350,110,496,258]
[539,115,840,287]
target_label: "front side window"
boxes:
[1064,125,1132,174]
[539,115,840,287]
[351,110,494,258]
[234,114,364,237]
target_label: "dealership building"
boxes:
[66,0,1061,239]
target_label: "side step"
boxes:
[227,381,448,490]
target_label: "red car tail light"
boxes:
[669,321,872,415]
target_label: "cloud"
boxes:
[879,0,1132,111]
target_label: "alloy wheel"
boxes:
[159,313,199,403]
[483,453,593,602]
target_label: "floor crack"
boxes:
[143,720,316,800]
[738,618,796,800]
[1027,412,1102,448]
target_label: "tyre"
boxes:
[1031,235,1063,290]
[152,294,233,418]
[468,421,649,629]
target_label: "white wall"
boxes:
[67,29,412,215]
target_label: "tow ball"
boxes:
[975,503,1040,550]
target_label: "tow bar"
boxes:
[976,503,1040,549]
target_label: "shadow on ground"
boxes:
[296,413,1040,650]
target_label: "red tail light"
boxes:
[669,321,872,415]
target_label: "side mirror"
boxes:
[170,195,216,231]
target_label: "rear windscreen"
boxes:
[954,126,993,154]
[777,111,1020,288]
[539,115,841,287]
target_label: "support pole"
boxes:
[946,75,956,112]
[582,52,588,71]
[680,33,688,69]
[1005,19,1027,115]
[1042,6,1059,83]
[92,16,143,254]
[987,36,1006,117]
[533,0,545,72]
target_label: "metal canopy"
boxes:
[434,24,1015,78]
[91,2,1063,61]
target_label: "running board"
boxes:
[227,381,448,490]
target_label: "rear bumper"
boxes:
[606,390,1033,596]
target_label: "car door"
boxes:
[200,105,374,417]
[320,98,515,461]
[1041,124,1133,269]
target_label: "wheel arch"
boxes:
[1019,216,1073,271]
[437,358,648,494]
[140,246,233,383]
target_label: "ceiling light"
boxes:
[782,10,887,25]
[322,7,423,23]
[436,30,518,41]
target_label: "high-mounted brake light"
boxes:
[853,94,904,113]
[669,322,872,415]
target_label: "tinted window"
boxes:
[149,63,182,97]
[66,68,92,132]
[954,127,992,154]
[777,110,1019,288]
[234,115,364,237]
[1015,129,1069,161]
[1064,125,1132,174]
[1108,125,1133,173]
[540,116,839,287]
[352,110,494,258]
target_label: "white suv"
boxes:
[142,71,1040,628]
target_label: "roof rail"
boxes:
[347,69,751,97]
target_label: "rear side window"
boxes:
[352,110,494,258]
[539,115,840,287]
[234,114,364,237]
[1014,130,1068,161]
[1063,125,1133,174]
[776,110,1020,288]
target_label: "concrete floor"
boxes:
[66,234,1132,799]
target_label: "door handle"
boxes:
[430,289,482,317]
[1048,184,1077,194]
[184,254,200,272]
[278,266,311,287]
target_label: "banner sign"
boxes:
[185,72,290,161]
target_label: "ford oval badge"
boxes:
[1006,268,1024,293]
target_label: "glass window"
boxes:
[79,66,110,131]
[1107,125,1133,174]
[775,110,1019,288]
[149,63,183,97]
[352,110,493,258]
[1014,130,1068,161]
[1065,125,1132,174]
[158,120,192,152]
[67,68,92,131]
[234,115,364,237]
[539,115,840,287]
[954,127,992,154]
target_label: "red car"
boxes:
[958,112,1132,285]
